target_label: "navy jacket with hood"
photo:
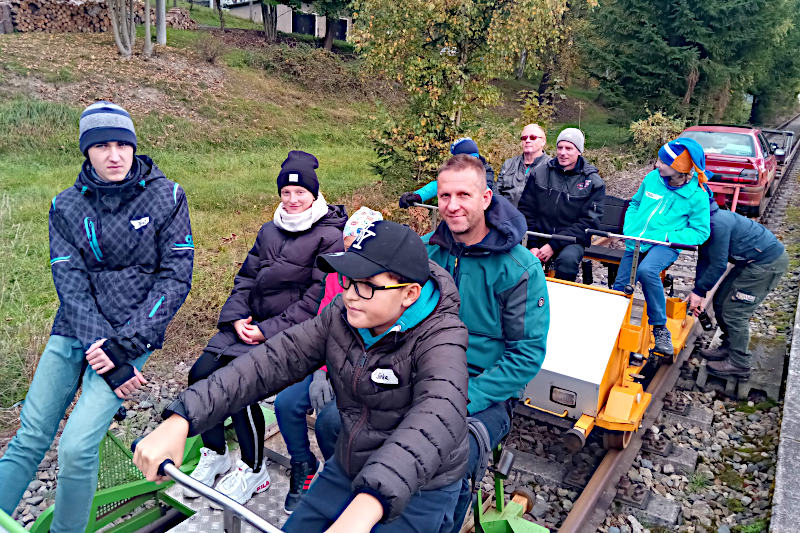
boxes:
[49,155,194,355]
[693,199,785,297]
[423,195,549,415]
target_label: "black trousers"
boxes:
[188,351,266,471]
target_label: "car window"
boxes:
[757,134,771,156]
[680,131,756,157]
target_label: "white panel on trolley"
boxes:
[541,280,631,386]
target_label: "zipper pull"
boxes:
[359,352,367,367]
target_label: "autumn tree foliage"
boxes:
[352,0,581,180]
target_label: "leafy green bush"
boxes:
[629,110,686,161]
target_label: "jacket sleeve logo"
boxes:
[371,368,399,385]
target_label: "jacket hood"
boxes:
[429,259,461,316]
[429,194,526,254]
[318,203,349,229]
[76,155,164,197]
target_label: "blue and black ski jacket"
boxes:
[48,155,194,357]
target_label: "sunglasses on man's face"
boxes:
[520,135,541,141]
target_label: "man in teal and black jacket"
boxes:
[423,154,549,533]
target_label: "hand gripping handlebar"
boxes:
[131,438,282,533]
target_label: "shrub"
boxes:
[197,34,226,64]
[629,110,686,161]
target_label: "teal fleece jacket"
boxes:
[424,195,549,415]
[622,169,710,253]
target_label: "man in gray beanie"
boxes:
[0,101,194,533]
[517,127,605,281]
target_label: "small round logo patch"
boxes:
[538,297,545,307]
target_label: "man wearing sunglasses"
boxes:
[495,123,549,207]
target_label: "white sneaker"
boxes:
[183,446,232,499]
[209,459,271,508]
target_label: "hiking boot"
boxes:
[210,459,271,508]
[652,325,673,356]
[283,458,320,515]
[698,346,730,361]
[707,359,751,379]
[184,446,232,499]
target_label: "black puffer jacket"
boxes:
[205,205,347,356]
[517,156,605,251]
[167,261,469,521]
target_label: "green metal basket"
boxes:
[26,431,201,533]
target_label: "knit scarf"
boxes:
[273,193,330,232]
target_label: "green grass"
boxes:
[732,519,769,533]
[0,34,378,414]
[688,471,711,492]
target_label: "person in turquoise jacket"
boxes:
[423,154,549,533]
[398,137,495,207]
[612,138,711,354]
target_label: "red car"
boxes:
[680,125,779,216]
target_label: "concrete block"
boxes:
[649,445,698,475]
[619,492,682,527]
[662,405,714,433]
[508,448,566,486]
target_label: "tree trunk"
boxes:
[156,0,166,45]
[109,0,134,58]
[537,66,552,104]
[261,2,277,42]
[143,0,153,57]
[323,16,335,51]
[214,0,225,30]
[515,49,527,80]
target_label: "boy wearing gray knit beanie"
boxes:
[0,101,194,532]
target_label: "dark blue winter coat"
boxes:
[48,156,194,356]
[693,200,785,297]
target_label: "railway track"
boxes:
[554,112,800,533]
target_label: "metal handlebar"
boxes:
[131,438,282,533]
[585,229,697,251]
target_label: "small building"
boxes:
[222,1,350,41]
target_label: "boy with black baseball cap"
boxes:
[133,220,470,532]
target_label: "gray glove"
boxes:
[309,369,335,413]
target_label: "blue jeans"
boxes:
[275,375,315,464]
[612,246,679,326]
[448,400,514,533]
[0,335,150,533]
[314,399,342,461]
[283,457,461,532]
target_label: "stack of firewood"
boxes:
[7,0,196,33]
[165,7,195,30]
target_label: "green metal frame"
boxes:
[474,446,549,533]
[26,432,202,533]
